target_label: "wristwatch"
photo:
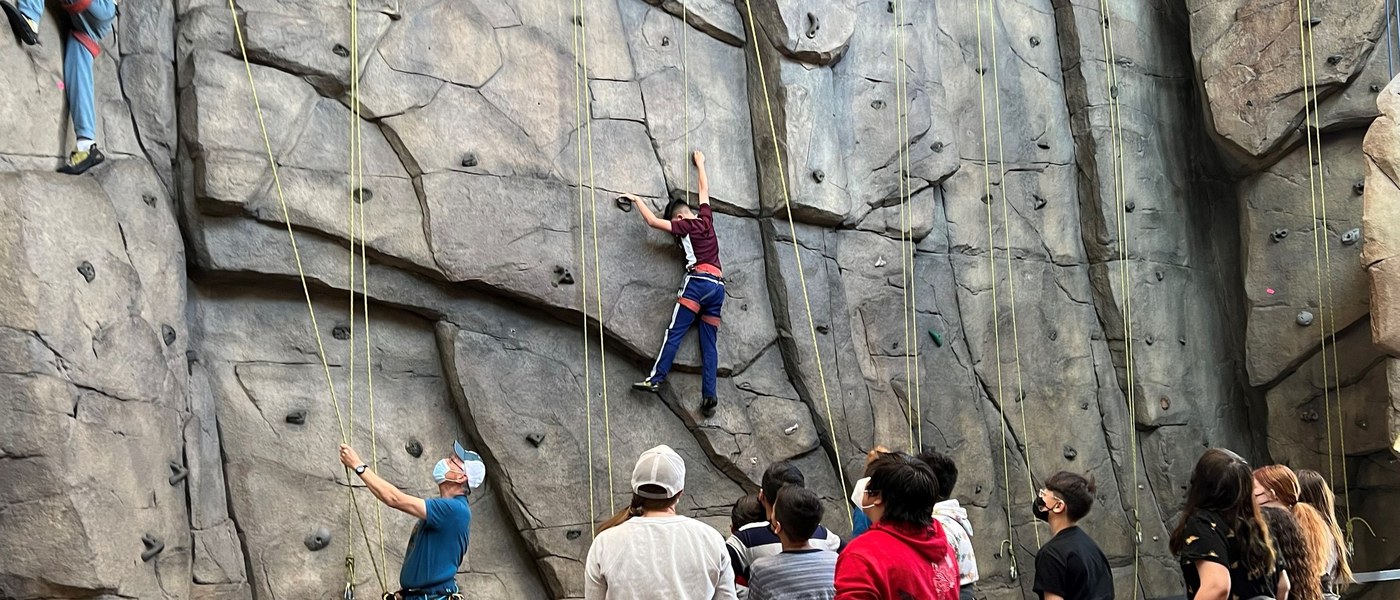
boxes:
[354,464,368,475]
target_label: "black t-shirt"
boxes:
[1177,510,1278,600]
[1033,526,1114,600]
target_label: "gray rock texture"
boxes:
[0,0,1398,599]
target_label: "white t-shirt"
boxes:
[585,515,738,600]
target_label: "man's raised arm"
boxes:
[340,444,427,520]
[622,193,673,232]
[694,150,709,206]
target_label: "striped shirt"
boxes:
[747,549,837,600]
[727,522,843,580]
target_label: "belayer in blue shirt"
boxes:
[340,441,485,600]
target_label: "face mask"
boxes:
[851,477,876,510]
[1032,496,1051,523]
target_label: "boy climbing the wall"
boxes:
[2,0,117,174]
[622,150,724,417]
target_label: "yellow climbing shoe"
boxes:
[58,146,105,175]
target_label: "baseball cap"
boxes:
[631,445,685,499]
[433,441,487,489]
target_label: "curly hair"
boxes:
[1170,449,1275,580]
[1297,469,1354,587]
[1255,465,1325,600]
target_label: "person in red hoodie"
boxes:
[835,452,960,600]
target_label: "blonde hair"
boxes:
[1254,465,1326,600]
[1296,469,1353,587]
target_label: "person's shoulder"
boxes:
[736,522,776,546]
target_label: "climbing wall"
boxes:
[0,1,1397,600]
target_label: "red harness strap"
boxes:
[73,31,101,57]
[691,263,722,278]
[62,0,93,14]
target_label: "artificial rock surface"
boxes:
[2,1,1399,600]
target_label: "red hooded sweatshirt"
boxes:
[834,520,960,600]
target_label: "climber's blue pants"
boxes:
[646,273,724,399]
[19,0,117,142]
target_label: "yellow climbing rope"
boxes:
[740,0,853,529]
[221,0,385,590]
[570,0,601,536]
[1096,0,1143,593]
[1296,0,1355,543]
[892,0,916,452]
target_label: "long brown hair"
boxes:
[597,491,680,533]
[1261,506,1318,600]
[1170,449,1276,579]
[1255,465,1326,600]
[1296,469,1354,587]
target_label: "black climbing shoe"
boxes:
[0,0,38,46]
[700,396,718,417]
[632,379,661,394]
[58,146,104,175]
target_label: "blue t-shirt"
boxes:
[400,495,472,591]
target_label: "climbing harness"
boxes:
[222,0,386,592]
[740,0,853,529]
[1096,0,1143,594]
[1295,0,1355,549]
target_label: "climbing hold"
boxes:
[887,1,894,14]
[1155,271,1164,282]
[573,15,583,26]
[1063,445,1077,460]
[286,410,308,425]
[1266,288,1275,295]
[1145,335,1154,346]
[1296,310,1315,327]
[1326,54,1342,66]
[871,99,885,110]
[975,67,987,75]
[1048,330,1058,341]
[1300,409,1320,423]
[1032,195,1047,210]
[741,303,750,311]
[332,44,350,57]
[931,141,945,153]
[1036,140,1051,150]
[805,13,820,39]
[1159,396,1170,411]
[1110,85,1119,100]
[975,484,983,494]
[168,461,188,485]
[874,256,887,268]
[812,169,826,183]
[142,193,157,207]
[1116,57,1134,68]
[1028,36,1040,47]
[661,36,670,47]
[1354,181,1365,195]
[1079,401,1090,410]
[1341,228,1361,246]
[784,423,800,435]
[405,440,423,458]
[566,529,582,540]
[77,261,96,283]
[1090,332,1103,341]
[332,324,351,340]
[461,153,479,168]
[1270,229,1288,243]
[815,324,830,334]
[1312,157,1320,166]
[527,432,546,447]
[553,266,575,287]
[614,196,633,212]
[1124,201,1135,213]
[352,187,373,204]
[1307,17,1322,27]
[1356,418,1368,430]
[141,533,164,562]
[927,329,943,347]
[161,324,177,347]
[1370,84,1382,93]
[304,527,332,552]
[1178,337,1186,346]
[1246,100,1254,107]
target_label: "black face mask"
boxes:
[1033,496,1051,522]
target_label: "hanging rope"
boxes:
[221,0,385,590]
[740,0,853,529]
[899,0,922,450]
[1095,1,1142,594]
[891,0,914,452]
[570,0,600,537]
[973,0,1022,579]
[1297,0,1355,545]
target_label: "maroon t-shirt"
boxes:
[671,203,721,270]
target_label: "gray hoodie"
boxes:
[933,499,979,586]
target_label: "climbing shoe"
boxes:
[632,379,662,394]
[58,146,104,175]
[0,0,38,46]
[700,396,718,417]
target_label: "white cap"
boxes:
[631,445,685,499]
